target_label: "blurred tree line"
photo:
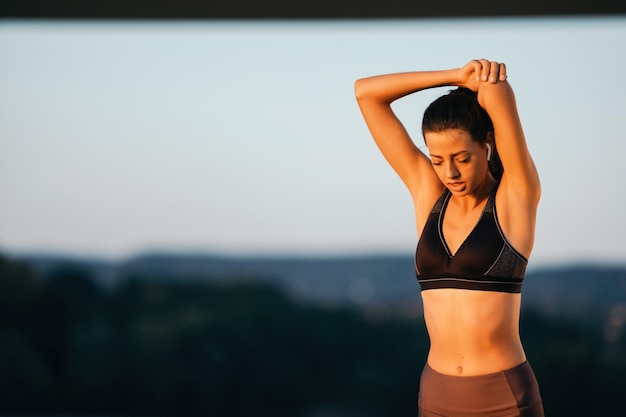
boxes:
[1,253,625,417]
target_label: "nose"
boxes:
[445,162,460,179]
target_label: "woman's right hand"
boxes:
[458,59,507,92]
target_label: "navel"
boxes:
[457,366,463,374]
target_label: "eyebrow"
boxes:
[429,151,470,158]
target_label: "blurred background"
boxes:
[1,2,626,416]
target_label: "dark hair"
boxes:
[421,87,503,180]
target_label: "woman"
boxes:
[354,60,544,416]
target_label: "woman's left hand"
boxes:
[458,59,507,91]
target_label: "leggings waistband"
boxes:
[418,361,544,417]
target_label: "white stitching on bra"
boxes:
[437,191,453,258]
[484,245,506,276]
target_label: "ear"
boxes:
[485,132,494,161]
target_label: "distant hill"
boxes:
[523,265,626,320]
[19,252,626,323]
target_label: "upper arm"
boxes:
[354,80,442,202]
[479,81,541,257]
[479,81,541,204]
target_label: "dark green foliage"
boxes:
[1,253,625,417]
[521,311,626,417]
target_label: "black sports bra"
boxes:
[414,184,527,293]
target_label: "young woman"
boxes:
[354,60,544,416]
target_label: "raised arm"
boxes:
[353,71,460,201]
[478,82,540,201]
[462,59,541,257]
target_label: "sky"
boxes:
[1,17,625,267]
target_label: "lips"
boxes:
[447,182,466,192]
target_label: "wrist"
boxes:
[450,68,465,86]
[423,68,463,89]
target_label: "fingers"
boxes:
[472,60,483,82]
[475,59,507,83]
[489,61,499,82]
[499,62,507,81]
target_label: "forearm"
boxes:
[354,68,462,104]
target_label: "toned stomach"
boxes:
[421,288,526,376]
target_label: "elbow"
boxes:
[354,78,370,102]
[354,77,391,105]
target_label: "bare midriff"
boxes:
[421,288,526,376]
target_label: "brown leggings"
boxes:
[418,361,544,417]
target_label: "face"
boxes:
[424,128,491,196]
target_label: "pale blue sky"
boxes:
[1,18,625,266]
